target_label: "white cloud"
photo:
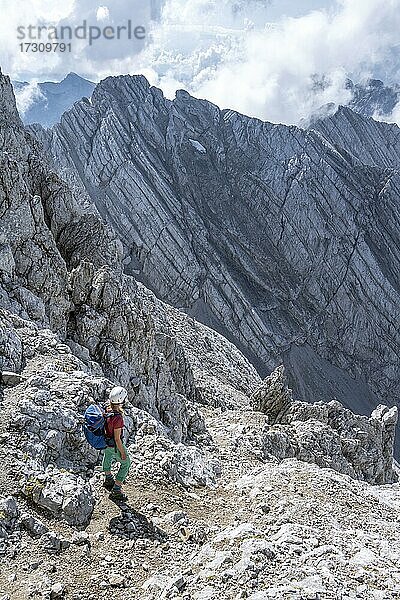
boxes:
[142,0,400,124]
[96,6,110,22]
[389,102,400,126]
[14,81,46,116]
[2,0,400,125]
[373,100,400,127]
[0,0,150,81]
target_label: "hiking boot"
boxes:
[109,487,128,502]
[103,477,115,491]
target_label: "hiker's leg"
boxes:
[103,447,118,490]
[102,446,115,474]
[115,446,131,485]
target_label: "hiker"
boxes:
[102,386,131,501]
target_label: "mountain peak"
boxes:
[61,72,94,85]
[95,73,151,94]
[91,74,154,109]
[0,70,22,127]
[12,72,96,127]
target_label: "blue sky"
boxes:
[1,0,400,124]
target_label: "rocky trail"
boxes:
[1,372,400,600]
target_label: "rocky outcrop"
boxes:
[0,70,122,336]
[252,367,398,485]
[37,74,400,428]
[311,105,400,170]
[21,472,94,527]
[138,284,260,410]
[250,365,293,422]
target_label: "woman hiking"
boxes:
[102,386,131,501]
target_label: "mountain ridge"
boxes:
[12,71,400,129]
[35,73,400,441]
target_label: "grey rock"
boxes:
[131,408,220,487]
[108,573,125,587]
[67,261,209,443]
[0,371,26,387]
[22,470,94,527]
[41,531,70,554]
[169,574,186,591]
[0,318,23,372]
[39,74,400,431]
[71,531,90,546]
[19,513,48,538]
[0,496,19,538]
[163,511,190,526]
[50,582,66,598]
[168,446,221,488]
[254,367,398,484]
[250,365,292,423]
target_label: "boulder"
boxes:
[0,371,26,387]
[0,496,19,538]
[19,513,48,538]
[250,366,293,423]
[22,471,95,526]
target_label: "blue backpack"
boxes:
[83,405,110,450]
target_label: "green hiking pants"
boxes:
[102,445,131,483]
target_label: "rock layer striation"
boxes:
[36,74,400,422]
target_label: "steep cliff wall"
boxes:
[37,74,400,417]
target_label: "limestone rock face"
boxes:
[252,367,398,485]
[0,68,254,448]
[38,74,400,423]
[138,284,260,410]
[0,72,122,336]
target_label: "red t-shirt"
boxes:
[105,413,124,442]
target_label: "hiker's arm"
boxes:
[114,428,126,460]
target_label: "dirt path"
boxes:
[0,401,262,599]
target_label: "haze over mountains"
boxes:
[24,72,399,453]
[13,73,95,127]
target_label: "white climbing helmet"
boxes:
[109,386,128,405]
